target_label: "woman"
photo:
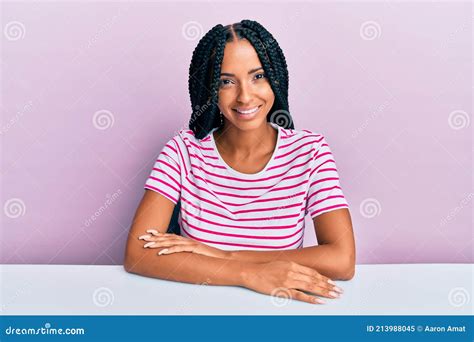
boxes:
[124,20,355,305]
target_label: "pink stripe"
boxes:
[182,184,302,214]
[190,162,311,183]
[144,185,178,203]
[148,177,180,194]
[182,225,304,249]
[307,195,346,211]
[182,207,305,229]
[182,217,304,239]
[267,148,314,171]
[150,169,181,188]
[154,159,179,176]
[318,168,337,173]
[189,153,225,169]
[309,176,340,188]
[307,185,341,203]
[164,142,177,154]
[160,152,181,172]
[184,138,214,151]
[185,177,306,206]
[309,159,335,178]
[276,139,323,159]
[173,137,188,175]
[310,204,349,217]
[181,197,304,221]
[279,134,322,149]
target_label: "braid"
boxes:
[188,20,294,139]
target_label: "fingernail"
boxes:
[334,286,344,294]
[146,229,160,235]
[144,242,155,248]
[139,234,151,240]
[329,291,340,298]
[327,279,336,285]
[158,249,169,255]
[314,298,325,304]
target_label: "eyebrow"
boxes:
[220,67,263,77]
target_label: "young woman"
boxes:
[124,20,355,305]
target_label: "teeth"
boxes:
[236,106,259,114]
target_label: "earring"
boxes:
[219,112,224,126]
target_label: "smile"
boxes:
[233,105,262,115]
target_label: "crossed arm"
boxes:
[124,190,355,283]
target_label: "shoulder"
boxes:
[278,126,327,151]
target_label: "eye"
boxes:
[219,79,233,87]
[255,73,266,80]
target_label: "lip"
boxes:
[232,105,263,119]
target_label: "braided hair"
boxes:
[188,20,294,139]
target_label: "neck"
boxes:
[214,122,277,157]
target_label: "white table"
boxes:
[0,264,472,315]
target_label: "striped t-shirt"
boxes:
[144,122,349,251]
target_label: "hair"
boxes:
[187,19,294,139]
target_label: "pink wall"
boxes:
[1,1,471,265]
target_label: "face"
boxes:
[217,39,275,131]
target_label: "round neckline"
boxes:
[209,122,281,177]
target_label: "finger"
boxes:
[289,280,340,299]
[290,272,340,294]
[287,289,325,305]
[158,245,195,255]
[144,240,190,249]
[292,263,337,287]
[140,236,180,242]
[146,229,169,236]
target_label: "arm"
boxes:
[226,208,356,280]
[124,190,253,286]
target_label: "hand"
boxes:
[241,260,344,305]
[138,229,230,259]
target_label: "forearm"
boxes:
[124,247,254,287]
[227,244,354,280]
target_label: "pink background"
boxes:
[1,1,471,265]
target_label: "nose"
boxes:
[236,82,253,104]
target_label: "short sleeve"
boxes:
[306,135,349,218]
[144,138,182,205]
